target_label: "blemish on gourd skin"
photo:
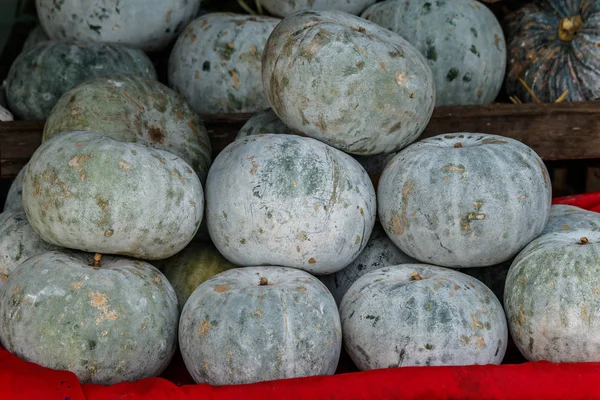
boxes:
[446,68,459,82]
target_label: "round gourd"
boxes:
[179,266,341,385]
[505,2,600,103]
[505,231,600,362]
[6,41,156,120]
[4,164,26,212]
[320,223,417,305]
[0,209,59,285]
[22,131,203,260]
[43,74,212,184]
[378,133,552,268]
[542,204,600,235]
[262,10,435,156]
[236,108,293,139]
[206,134,376,274]
[35,0,200,53]
[22,26,49,52]
[0,250,178,384]
[260,0,377,17]
[361,0,506,106]
[168,13,281,115]
[341,264,508,369]
[154,243,237,311]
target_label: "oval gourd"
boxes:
[0,209,59,285]
[260,0,377,17]
[361,0,506,106]
[206,134,376,274]
[4,164,26,212]
[6,41,156,120]
[154,243,237,311]
[320,223,417,305]
[169,13,281,115]
[505,2,600,103]
[22,131,203,260]
[378,133,552,268]
[0,250,178,384]
[35,0,200,52]
[505,231,600,362]
[179,266,341,385]
[341,264,508,369]
[542,204,600,235]
[262,10,435,156]
[43,74,212,184]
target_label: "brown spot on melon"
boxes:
[519,310,526,324]
[71,282,84,290]
[90,292,108,308]
[118,161,132,171]
[477,336,485,349]
[176,112,184,120]
[101,330,108,337]
[231,70,239,88]
[308,258,317,264]
[250,160,259,175]
[391,213,404,235]
[148,126,165,144]
[296,246,300,252]
[472,314,483,329]
[165,9,173,23]
[123,91,144,111]
[198,320,211,336]
[396,72,407,85]
[215,284,231,293]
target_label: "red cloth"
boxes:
[553,191,600,211]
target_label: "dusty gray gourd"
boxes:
[341,264,508,369]
[4,164,26,212]
[205,134,376,274]
[260,0,377,17]
[541,204,600,235]
[377,133,552,268]
[179,266,341,385]
[22,131,204,260]
[262,10,435,155]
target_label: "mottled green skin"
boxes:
[4,164,26,212]
[261,0,377,17]
[169,13,281,115]
[179,266,342,385]
[340,264,508,369]
[542,204,600,235]
[457,260,512,305]
[206,134,377,274]
[22,131,204,260]
[0,210,60,285]
[262,10,435,156]
[36,0,200,52]
[43,74,212,184]
[378,133,552,268]
[505,230,600,362]
[361,0,506,106]
[154,242,237,312]
[0,250,178,384]
[22,26,50,52]
[236,108,293,138]
[6,41,156,120]
[320,223,417,306]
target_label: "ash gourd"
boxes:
[259,0,377,17]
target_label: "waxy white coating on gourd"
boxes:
[505,231,600,362]
[378,133,552,268]
[168,13,281,115]
[320,223,417,306]
[179,266,342,385]
[0,210,59,285]
[260,0,377,17]
[0,250,178,384]
[341,264,508,369]
[262,10,435,155]
[206,134,376,274]
[43,74,212,184]
[4,164,26,212]
[542,204,600,235]
[6,41,156,120]
[154,242,237,312]
[361,0,506,106]
[22,131,204,260]
[236,108,293,139]
[36,0,200,52]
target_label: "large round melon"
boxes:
[341,264,508,369]
[505,230,600,362]
[0,209,59,285]
[236,108,293,139]
[542,204,600,235]
[43,74,212,184]
[154,243,237,311]
[260,0,377,17]
[36,0,200,52]
[0,250,178,384]
[4,164,26,212]
[262,10,435,155]
[169,13,281,115]
[206,134,376,274]
[378,133,552,268]
[22,131,203,260]
[361,0,506,106]
[179,266,341,385]
[320,223,417,305]
[6,41,156,120]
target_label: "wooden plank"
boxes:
[1,101,599,179]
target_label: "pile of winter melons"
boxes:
[1,0,599,389]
